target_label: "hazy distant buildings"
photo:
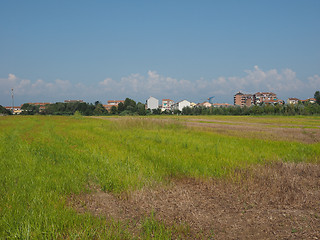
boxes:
[212,103,232,107]
[196,101,212,108]
[302,98,316,104]
[4,102,50,114]
[190,102,197,108]
[287,97,316,104]
[5,106,22,114]
[103,100,124,111]
[24,102,51,112]
[64,100,84,103]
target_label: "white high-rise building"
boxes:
[146,96,159,110]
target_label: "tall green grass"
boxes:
[0,116,319,238]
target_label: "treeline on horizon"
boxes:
[1,91,320,116]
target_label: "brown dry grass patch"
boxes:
[92,116,320,143]
[185,121,320,144]
[69,162,320,239]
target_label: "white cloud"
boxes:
[8,73,17,81]
[308,75,320,88]
[99,78,113,87]
[54,79,72,90]
[0,66,319,106]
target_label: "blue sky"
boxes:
[1,0,320,105]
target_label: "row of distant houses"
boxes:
[4,93,317,114]
[99,98,231,112]
[234,92,316,107]
[146,97,232,111]
[4,106,23,114]
[103,100,124,111]
[287,97,316,105]
[4,100,82,114]
[4,102,51,114]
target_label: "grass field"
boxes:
[0,115,319,239]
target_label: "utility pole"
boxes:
[11,88,14,114]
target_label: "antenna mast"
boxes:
[11,88,14,114]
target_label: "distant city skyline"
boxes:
[1,1,320,105]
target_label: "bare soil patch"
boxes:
[69,162,320,239]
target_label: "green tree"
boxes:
[124,98,136,112]
[110,106,117,115]
[152,108,162,115]
[117,102,125,112]
[182,106,192,115]
[173,109,181,115]
[73,110,83,119]
[93,103,108,115]
[314,91,320,104]
[0,105,11,115]
[21,103,39,115]
[251,105,263,115]
[137,102,146,115]
[161,109,172,115]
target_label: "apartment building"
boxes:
[146,96,159,110]
[171,100,191,111]
[254,92,277,104]
[161,99,174,111]
[263,99,284,105]
[234,92,280,106]
[234,92,254,106]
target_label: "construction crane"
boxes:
[207,96,215,104]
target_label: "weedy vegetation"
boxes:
[0,115,319,239]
